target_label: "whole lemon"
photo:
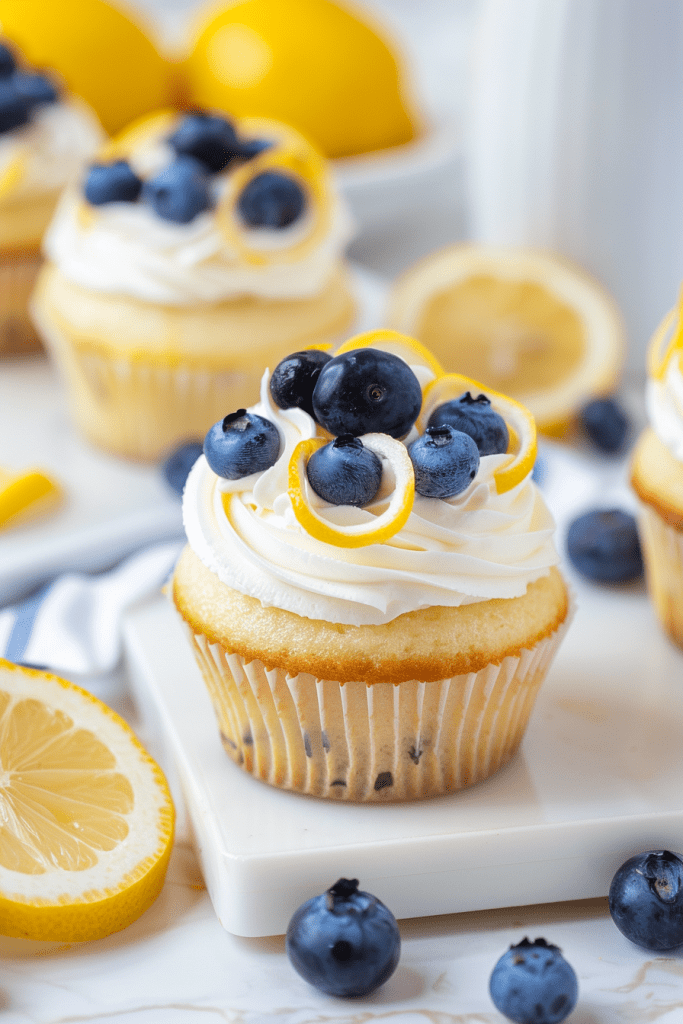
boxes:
[184,0,417,159]
[0,0,175,134]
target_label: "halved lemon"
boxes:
[287,433,414,547]
[0,466,62,530]
[386,244,624,435]
[334,329,445,381]
[0,660,174,942]
[419,374,537,494]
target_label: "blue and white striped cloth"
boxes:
[0,541,182,677]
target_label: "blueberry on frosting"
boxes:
[306,435,382,507]
[428,392,509,457]
[237,171,306,229]
[408,424,480,498]
[0,78,29,133]
[269,349,332,419]
[0,43,18,78]
[13,72,58,106]
[168,112,241,173]
[204,410,280,479]
[84,160,142,205]
[141,155,213,224]
[0,48,59,135]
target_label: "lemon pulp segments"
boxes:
[419,374,537,495]
[0,660,174,942]
[288,434,414,548]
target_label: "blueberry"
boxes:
[408,425,480,498]
[270,349,332,419]
[0,43,17,77]
[161,439,204,496]
[609,850,683,951]
[0,78,29,133]
[566,508,643,583]
[84,160,142,205]
[489,937,578,1024]
[580,397,629,454]
[13,71,58,106]
[286,877,401,998]
[312,349,423,439]
[531,455,546,486]
[204,409,280,479]
[428,392,509,456]
[142,156,213,224]
[307,435,382,507]
[238,137,273,160]
[168,112,241,173]
[238,171,306,229]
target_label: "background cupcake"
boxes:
[631,300,683,646]
[31,108,357,461]
[172,331,570,802]
[0,39,103,355]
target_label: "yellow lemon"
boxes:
[0,0,175,134]
[184,0,416,158]
[387,244,624,436]
[0,466,62,529]
[0,660,174,942]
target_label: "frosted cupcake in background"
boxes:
[631,295,683,646]
[31,108,356,461]
[0,39,103,355]
[172,330,571,802]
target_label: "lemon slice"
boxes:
[648,306,680,381]
[0,152,26,199]
[216,117,332,266]
[0,660,174,942]
[334,329,445,380]
[287,433,414,547]
[387,244,624,435]
[420,374,537,494]
[0,467,62,530]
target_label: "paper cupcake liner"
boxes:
[183,616,571,802]
[638,502,683,648]
[0,252,43,355]
[35,313,265,461]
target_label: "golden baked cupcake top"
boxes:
[43,108,353,305]
[183,330,560,626]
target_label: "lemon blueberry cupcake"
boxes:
[631,298,683,646]
[172,330,571,802]
[31,108,356,461]
[0,39,103,354]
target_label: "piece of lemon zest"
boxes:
[334,329,445,379]
[288,435,414,548]
[648,308,680,382]
[0,469,62,529]
[419,374,537,495]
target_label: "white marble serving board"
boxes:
[123,531,683,938]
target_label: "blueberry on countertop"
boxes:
[580,397,629,454]
[489,937,578,1024]
[408,424,480,498]
[0,42,18,78]
[142,155,212,224]
[286,877,401,998]
[609,850,683,951]
[566,508,643,583]
[0,78,30,133]
[168,112,241,173]
[238,171,306,229]
[270,348,332,419]
[204,410,280,479]
[307,435,382,507]
[84,160,142,205]
[13,72,58,106]
[428,392,509,456]
[312,348,423,439]
[161,440,203,496]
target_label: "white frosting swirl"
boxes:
[647,355,683,463]
[183,372,559,626]
[0,99,103,202]
[44,191,353,305]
